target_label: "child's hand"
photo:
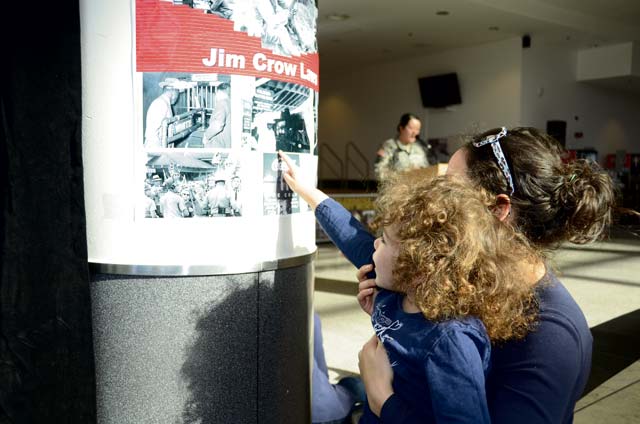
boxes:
[278,150,328,209]
[278,150,302,190]
[356,264,377,316]
[358,335,394,417]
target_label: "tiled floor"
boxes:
[313,230,640,423]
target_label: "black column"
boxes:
[1,1,96,423]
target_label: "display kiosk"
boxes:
[81,1,319,421]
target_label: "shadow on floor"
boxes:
[315,278,358,296]
[582,308,640,397]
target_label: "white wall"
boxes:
[422,38,522,147]
[576,43,635,81]
[521,38,640,162]
[318,37,523,179]
[319,36,640,180]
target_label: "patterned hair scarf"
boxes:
[472,127,515,195]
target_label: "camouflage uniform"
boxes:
[375,138,430,181]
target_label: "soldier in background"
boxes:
[374,113,431,181]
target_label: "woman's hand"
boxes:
[278,151,328,209]
[358,335,394,417]
[356,264,377,316]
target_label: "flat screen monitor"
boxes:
[418,72,461,108]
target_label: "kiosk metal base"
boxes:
[90,263,312,423]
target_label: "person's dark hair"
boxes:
[397,113,420,133]
[464,127,616,249]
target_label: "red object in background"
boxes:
[564,149,601,164]
[562,149,577,163]
[605,153,632,169]
[631,154,640,176]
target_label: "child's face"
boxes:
[373,225,400,291]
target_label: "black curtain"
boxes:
[1,1,96,422]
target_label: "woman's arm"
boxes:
[358,335,394,417]
[374,139,394,181]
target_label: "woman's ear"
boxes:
[494,194,512,222]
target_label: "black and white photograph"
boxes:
[143,72,232,149]
[238,0,317,57]
[141,151,245,218]
[262,152,299,215]
[242,78,315,153]
[171,0,234,19]
[167,0,318,57]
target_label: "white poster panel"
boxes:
[81,0,319,268]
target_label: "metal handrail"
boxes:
[345,141,370,180]
[319,143,344,181]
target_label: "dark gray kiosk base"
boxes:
[90,256,313,423]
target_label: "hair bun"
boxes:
[557,159,615,244]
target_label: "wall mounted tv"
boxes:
[418,72,461,108]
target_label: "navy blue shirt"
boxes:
[315,198,593,424]
[360,289,491,424]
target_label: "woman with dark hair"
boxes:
[359,127,617,423]
[279,125,620,423]
[374,113,431,181]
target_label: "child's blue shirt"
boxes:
[360,289,491,424]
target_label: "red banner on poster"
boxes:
[136,0,319,91]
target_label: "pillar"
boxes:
[80,1,320,422]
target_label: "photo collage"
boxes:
[137,0,319,221]
[140,71,317,220]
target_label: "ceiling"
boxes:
[317,0,640,74]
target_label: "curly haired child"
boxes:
[358,173,540,424]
